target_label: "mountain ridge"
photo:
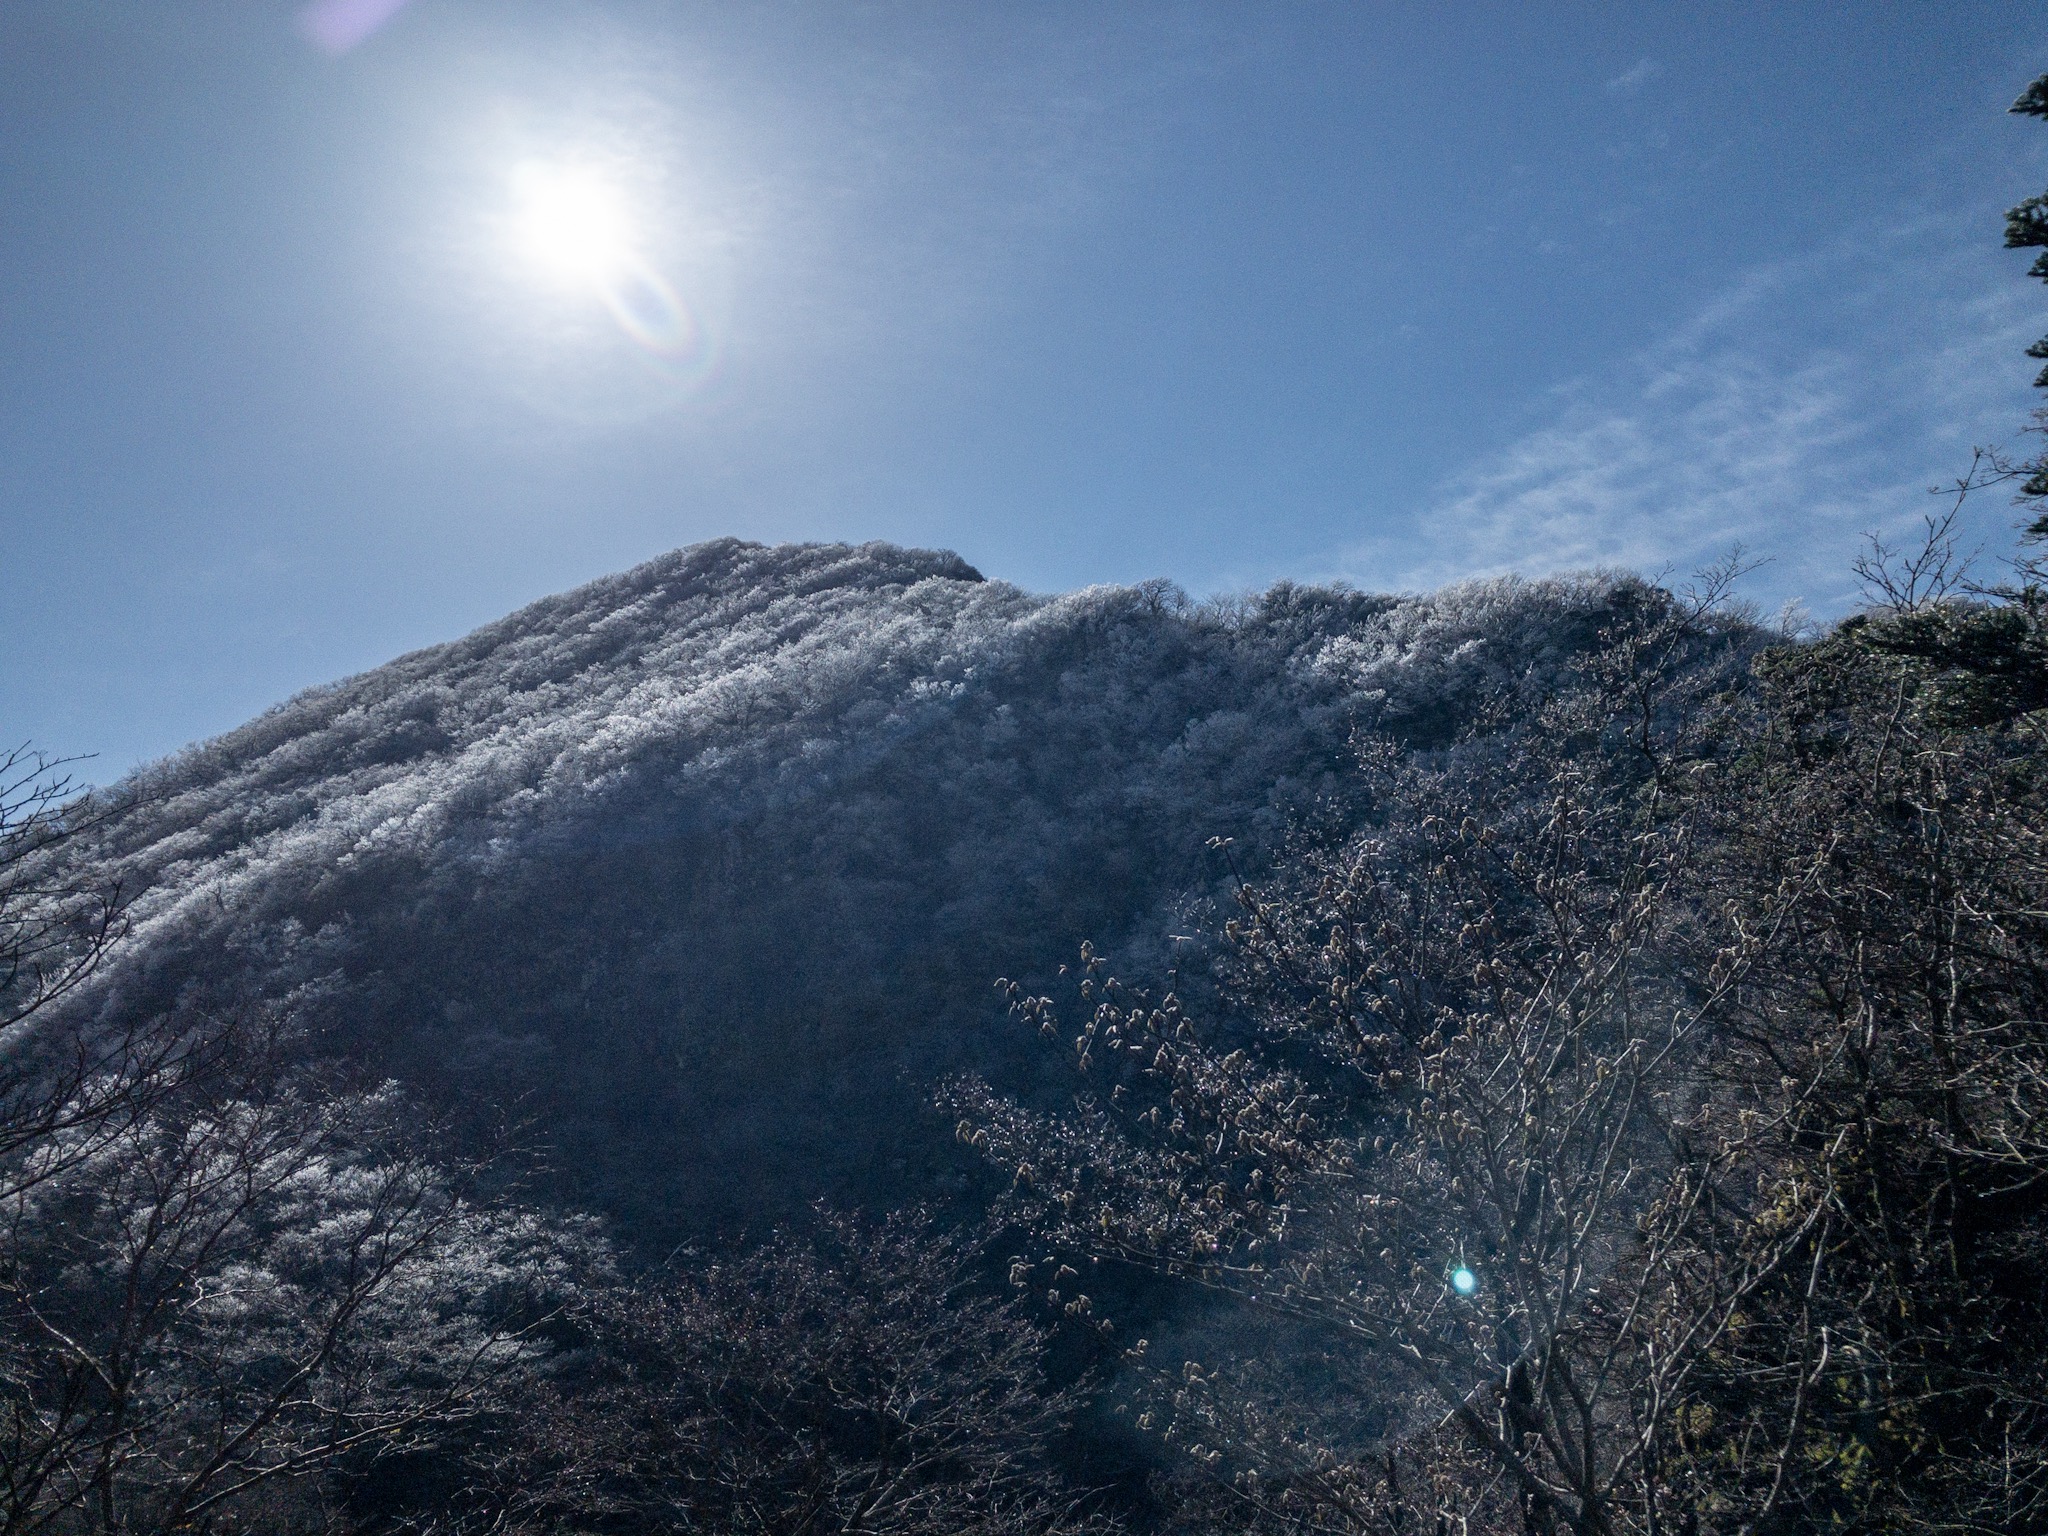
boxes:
[58,538,1664,1232]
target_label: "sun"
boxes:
[490,149,708,368]
[508,161,635,284]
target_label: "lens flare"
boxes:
[299,0,413,54]
[1450,1266,1478,1295]
[495,154,717,381]
[599,260,702,362]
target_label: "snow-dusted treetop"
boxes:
[56,539,1665,1230]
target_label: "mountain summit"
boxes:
[68,539,1653,1233]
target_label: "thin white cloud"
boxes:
[1605,58,1662,96]
[1347,216,2040,614]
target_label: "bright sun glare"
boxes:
[497,150,708,370]
[510,161,635,284]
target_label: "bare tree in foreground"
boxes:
[0,746,171,1187]
[0,1012,578,1536]
[0,746,122,1037]
[444,1211,1113,1536]
[955,568,2048,1534]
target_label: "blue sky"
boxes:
[5,2,2048,776]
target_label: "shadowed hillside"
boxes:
[60,538,1667,1234]
[14,535,2048,1535]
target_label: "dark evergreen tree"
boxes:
[2003,71,2048,516]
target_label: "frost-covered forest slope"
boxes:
[69,538,1663,1233]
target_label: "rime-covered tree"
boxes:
[0,1014,585,1535]
[958,557,2048,1533]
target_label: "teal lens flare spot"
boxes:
[1450,1266,1477,1295]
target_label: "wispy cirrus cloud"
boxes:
[1356,215,2040,613]
[1605,58,1662,96]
